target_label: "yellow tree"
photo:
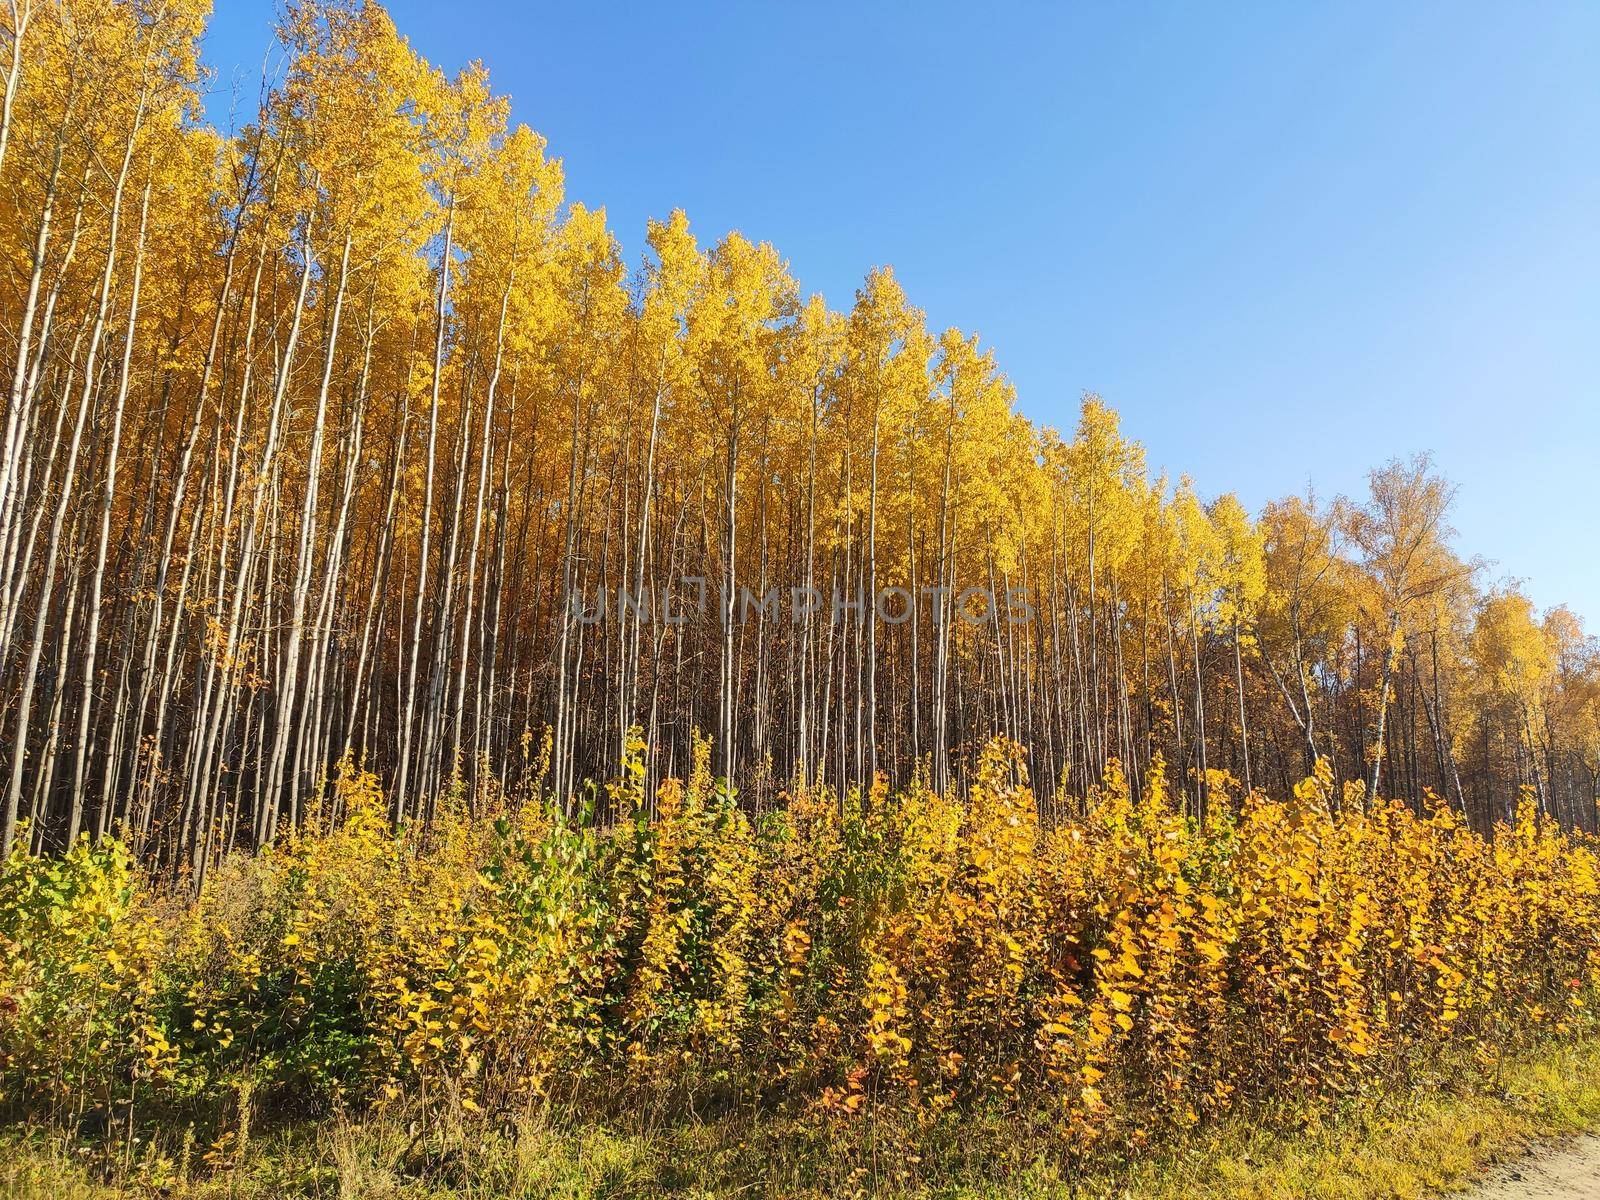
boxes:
[1471,587,1555,813]
[619,209,701,775]
[1541,606,1599,828]
[840,267,927,786]
[546,201,629,801]
[928,327,1015,790]
[1256,492,1350,769]
[682,230,793,782]
[1056,398,1145,787]
[1209,493,1264,793]
[781,293,845,784]
[1169,479,1220,810]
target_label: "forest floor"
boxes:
[7,1035,1600,1199]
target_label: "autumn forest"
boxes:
[5,5,1600,1196]
[1,0,1594,868]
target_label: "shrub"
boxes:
[4,739,1599,1150]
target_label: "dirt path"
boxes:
[1467,1134,1600,1198]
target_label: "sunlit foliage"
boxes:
[5,739,1598,1150]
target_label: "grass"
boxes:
[7,1034,1600,1198]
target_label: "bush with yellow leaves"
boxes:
[3,737,1599,1151]
[0,835,169,1116]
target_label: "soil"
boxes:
[1467,1134,1600,1199]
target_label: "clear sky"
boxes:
[200,2,1600,625]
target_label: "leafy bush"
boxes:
[4,739,1599,1149]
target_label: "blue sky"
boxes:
[201,2,1599,624]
